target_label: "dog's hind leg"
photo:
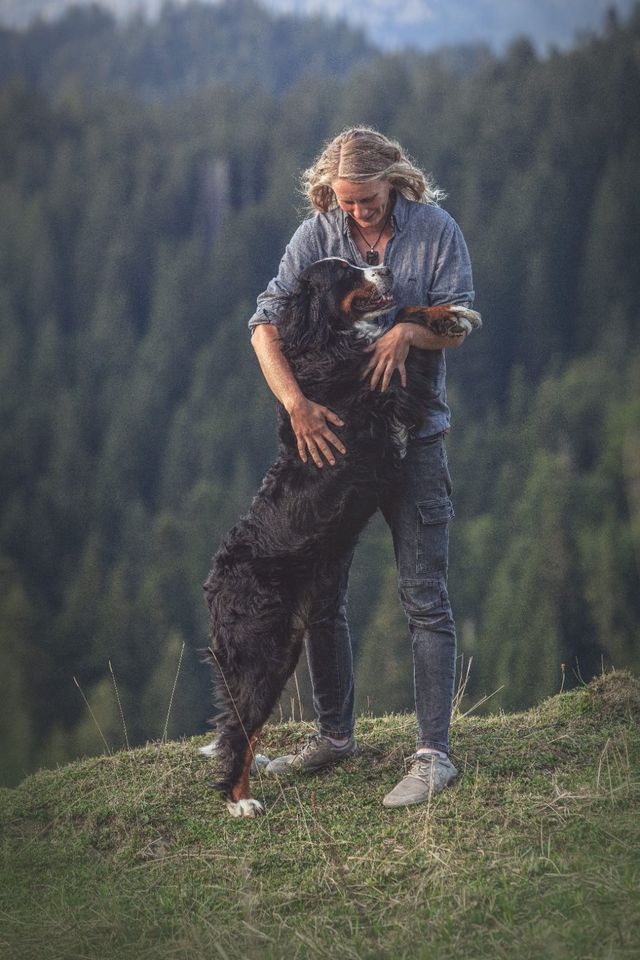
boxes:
[214,715,266,816]
[226,727,264,818]
[213,616,307,817]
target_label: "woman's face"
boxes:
[331,178,393,232]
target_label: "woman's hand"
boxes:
[287,396,346,468]
[362,322,466,391]
[362,324,413,392]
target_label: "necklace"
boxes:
[348,209,392,265]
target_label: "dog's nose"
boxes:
[365,264,392,282]
[365,265,393,293]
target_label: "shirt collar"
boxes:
[390,191,408,232]
[339,205,350,237]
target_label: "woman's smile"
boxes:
[332,178,394,233]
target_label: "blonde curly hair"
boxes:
[302,126,445,214]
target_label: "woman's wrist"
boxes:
[395,322,419,346]
[283,390,306,416]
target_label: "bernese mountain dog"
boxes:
[202,257,481,817]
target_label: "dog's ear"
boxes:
[278,276,331,353]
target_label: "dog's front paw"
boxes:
[226,798,265,818]
[444,305,482,336]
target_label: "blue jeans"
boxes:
[303,432,457,755]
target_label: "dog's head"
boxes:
[280,258,394,352]
[298,258,395,326]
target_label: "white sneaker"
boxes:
[382,753,458,808]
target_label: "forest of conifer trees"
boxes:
[1,1,639,786]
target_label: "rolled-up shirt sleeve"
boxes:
[427,217,475,307]
[248,217,321,332]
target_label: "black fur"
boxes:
[202,258,475,806]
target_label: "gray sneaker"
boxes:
[265,732,358,777]
[382,753,458,808]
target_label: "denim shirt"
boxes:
[248,192,475,437]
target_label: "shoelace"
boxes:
[298,733,322,754]
[405,753,442,773]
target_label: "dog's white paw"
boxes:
[198,740,218,757]
[448,318,473,336]
[449,305,482,333]
[226,798,265,818]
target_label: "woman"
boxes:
[248,127,476,807]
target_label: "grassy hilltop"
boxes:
[1,671,639,960]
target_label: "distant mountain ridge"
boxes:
[1,0,637,51]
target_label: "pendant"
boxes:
[366,249,379,265]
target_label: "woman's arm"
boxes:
[249,219,347,468]
[248,218,319,331]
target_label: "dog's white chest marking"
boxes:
[390,418,409,458]
[353,318,387,340]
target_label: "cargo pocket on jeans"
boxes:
[415,497,454,576]
[398,577,448,618]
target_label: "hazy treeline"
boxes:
[0,0,372,96]
[1,1,639,785]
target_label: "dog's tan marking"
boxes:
[230,728,263,803]
[227,729,265,818]
[340,285,375,318]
